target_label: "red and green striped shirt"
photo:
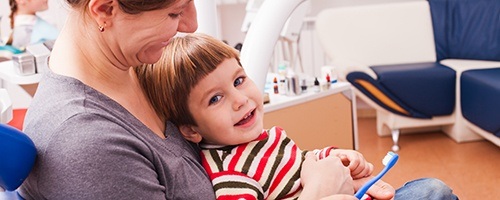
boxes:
[200,126,336,200]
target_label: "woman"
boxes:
[2,0,58,50]
[18,0,361,199]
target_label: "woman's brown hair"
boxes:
[65,0,178,14]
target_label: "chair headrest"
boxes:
[0,124,37,191]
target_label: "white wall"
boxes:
[217,0,423,110]
[217,0,423,76]
[217,3,247,47]
[1,0,422,109]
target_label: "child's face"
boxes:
[24,0,49,13]
[182,58,264,146]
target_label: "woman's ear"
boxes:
[179,125,203,143]
[88,0,116,28]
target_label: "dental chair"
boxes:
[0,120,36,199]
[0,80,35,199]
[315,0,500,150]
[315,1,455,151]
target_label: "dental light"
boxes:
[239,0,308,93]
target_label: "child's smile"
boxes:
[235,108,256,127]
[184,58,264,146]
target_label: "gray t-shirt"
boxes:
[19,70,215,199]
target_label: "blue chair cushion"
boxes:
[348,71,430,118]
[461,68,500,137]
[347,62,456,118]
[0,124,37,191]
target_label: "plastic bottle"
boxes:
[301,79,307,92]
[285,68,301,96]
[324,74,331,90]
[273,77,279,94]
[330,70,338,84]
[277,63,288,94]
[278,63,287,77]
[313,77,320,93]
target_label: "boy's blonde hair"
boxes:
[136,33,241,126]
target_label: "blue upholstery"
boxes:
[371,62,456,117]
[347,62,456,119]
[347,71,428,118]
[346,0,499,119]
[429,0,500,61]
[0,124,36,192]
[461,68,500,137]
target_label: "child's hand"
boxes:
[353,176,395,200]
[329,149,374,179]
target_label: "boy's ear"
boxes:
[88,0,116,27]
[179,125,203,143]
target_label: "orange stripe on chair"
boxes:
[355,79,410,115]
[8,108,27,131]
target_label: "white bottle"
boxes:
[285,68,301,96]
[277,62,288,95]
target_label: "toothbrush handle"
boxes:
[354,167,390,199]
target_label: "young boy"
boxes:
[136,33,374,199]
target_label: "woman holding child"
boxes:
[20,0,457,199]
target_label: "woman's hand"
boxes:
[329,149,374,179]
[353,176,395,200]
[299,152,354,199]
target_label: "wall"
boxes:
[218,0,423,76]
[1,0,422,109]
[217,0,423,110]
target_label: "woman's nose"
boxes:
[177,2,198,33]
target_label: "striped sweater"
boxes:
[200,126,335,200]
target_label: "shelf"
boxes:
[0,61,42,85]
[264,81,352,112]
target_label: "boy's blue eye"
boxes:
[209,95,222,105]
[234,77,244,87]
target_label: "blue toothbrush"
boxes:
[354,151,399,199]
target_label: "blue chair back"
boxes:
[0,124,36,194]
[429,0,500,62]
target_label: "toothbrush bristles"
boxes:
[382,151,395,165]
